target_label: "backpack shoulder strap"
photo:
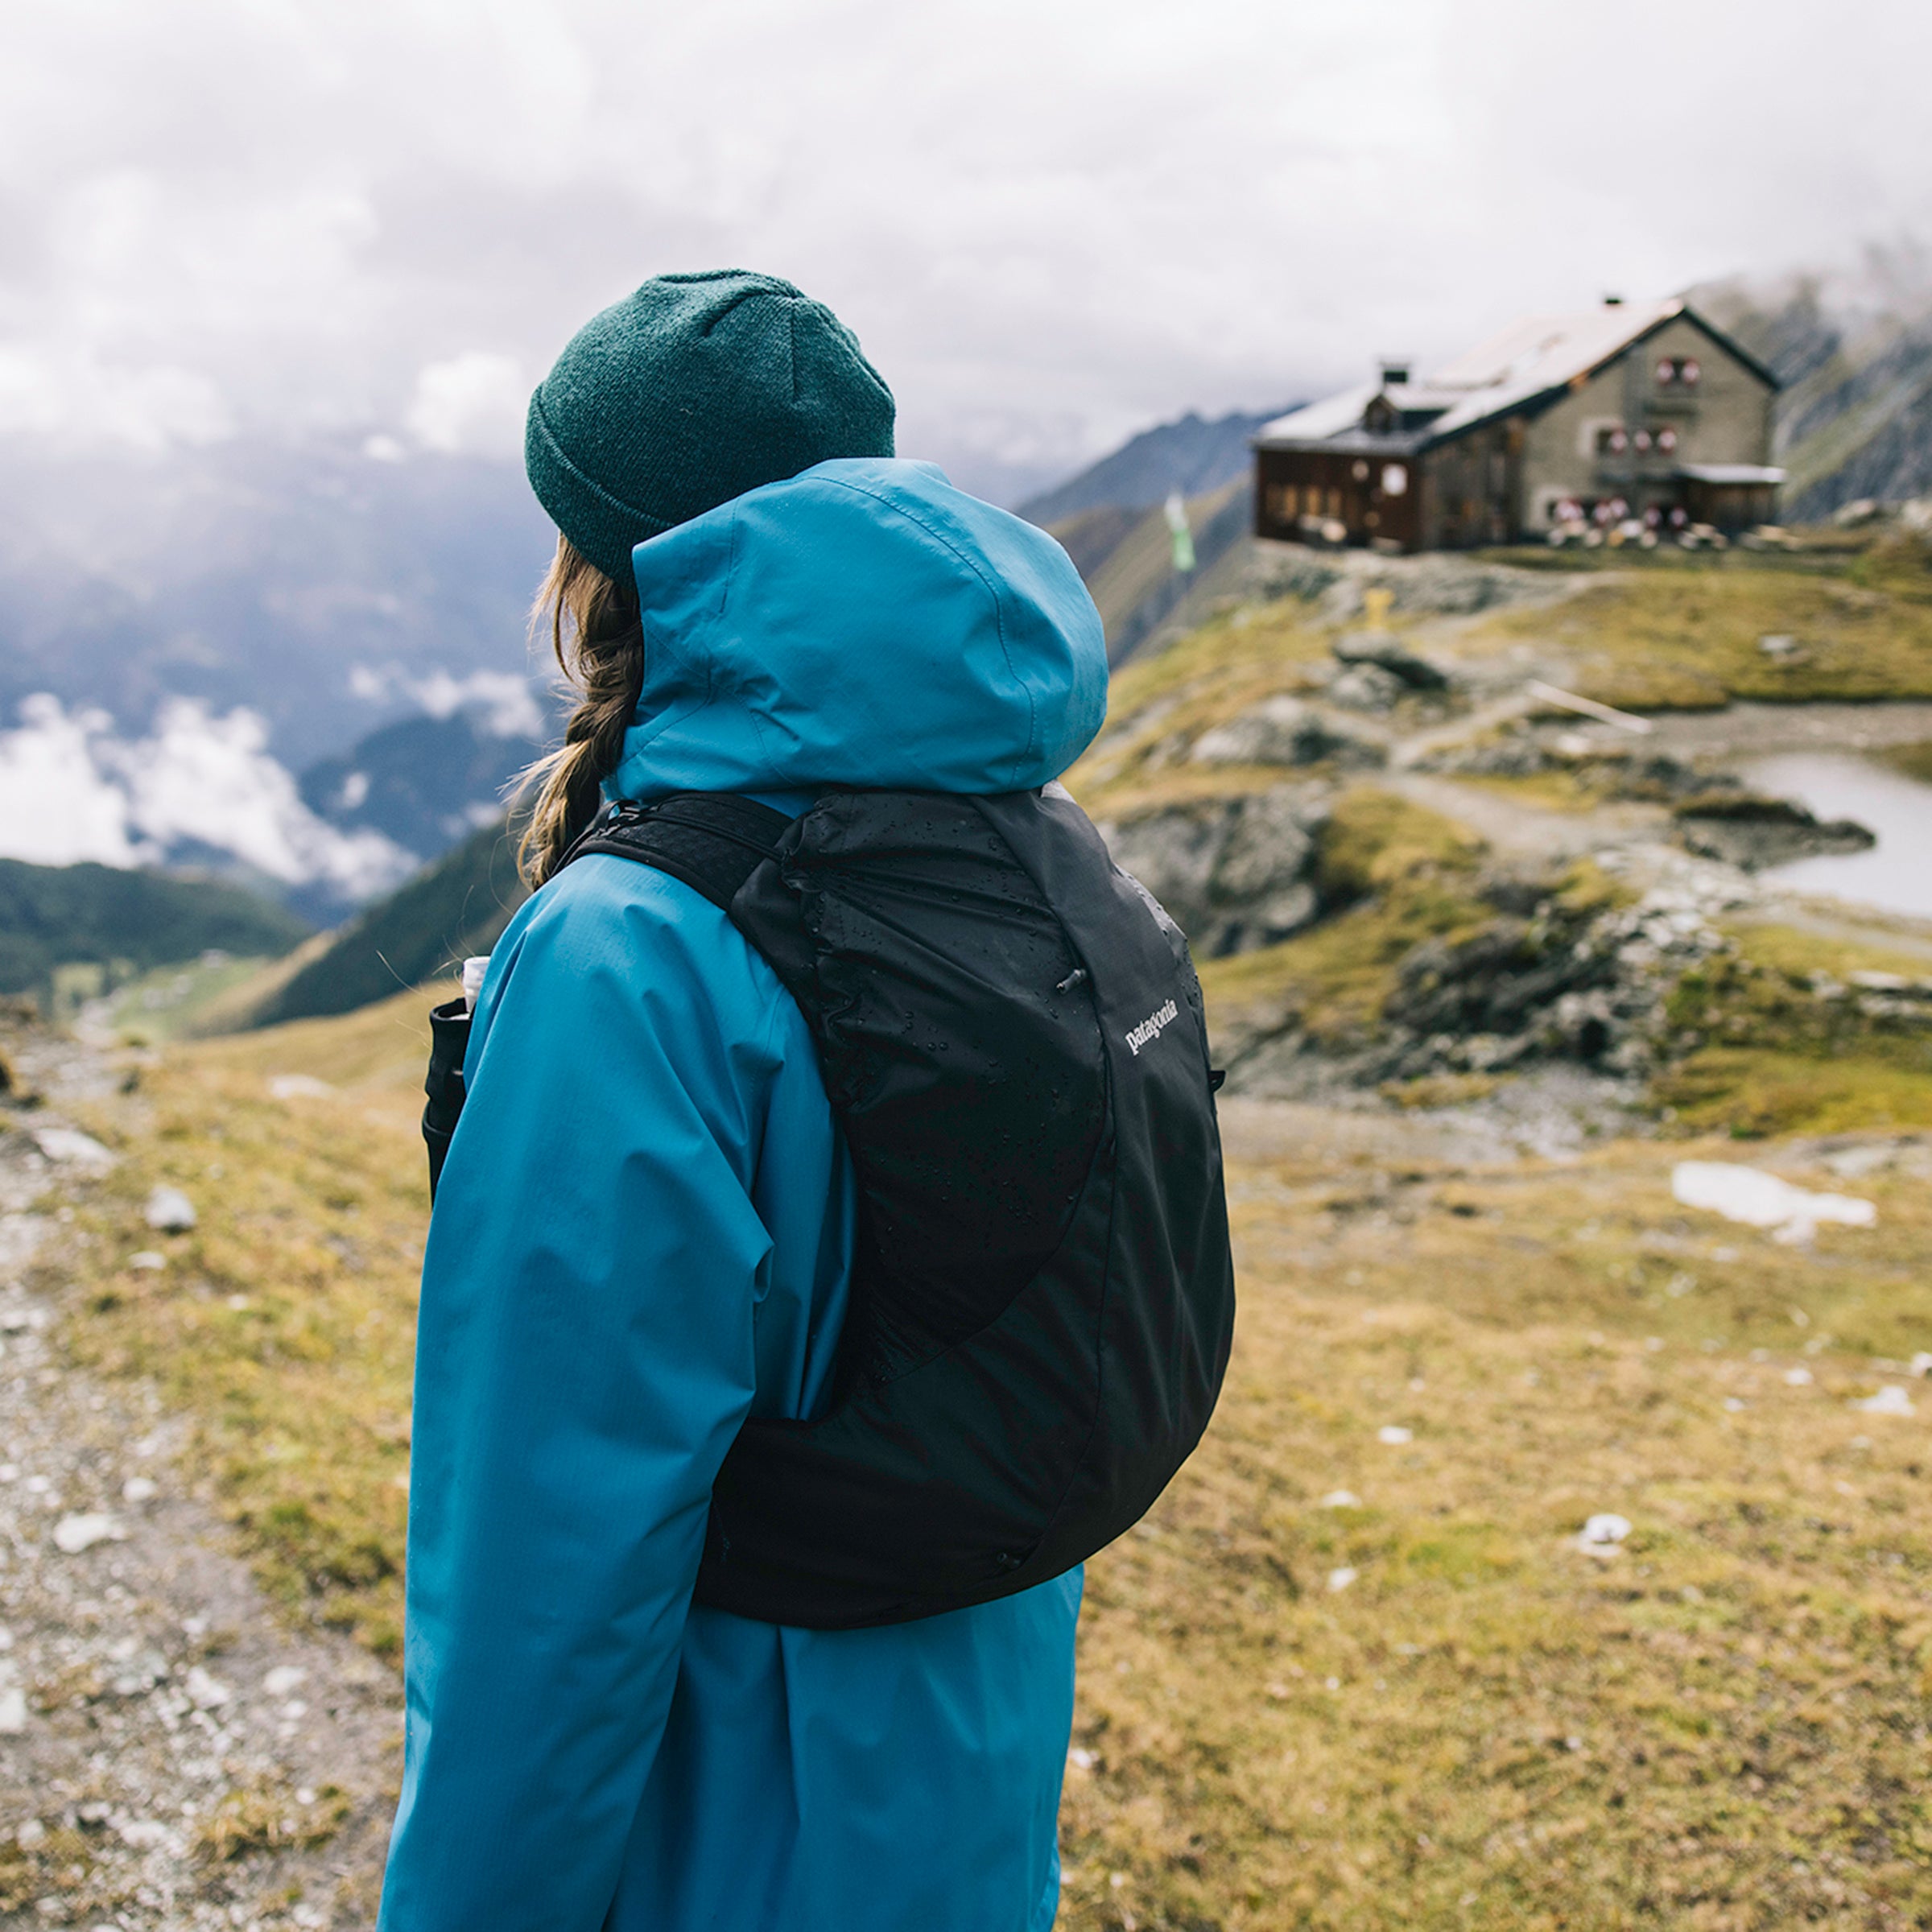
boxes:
[559,792,792,913]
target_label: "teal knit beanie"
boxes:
[525,269,896,581]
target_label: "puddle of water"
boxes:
[1746,751,1932,919]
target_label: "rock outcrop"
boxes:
[1100,785,1331,957]
[1187,696,1385,770]
[1216,869,1737,1099]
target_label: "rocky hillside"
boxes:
[1051,477,1253,664]
[1067,534,1932,1145]
[1019,405,1295,665]
[1018,407,1288,527]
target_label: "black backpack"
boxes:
[423,785,1235,1629]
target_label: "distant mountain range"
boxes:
[1018,407,1290,527]
[6,248,1930,977]
[297,704,542,869]
[0,439,554,767]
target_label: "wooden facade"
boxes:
[1253,445,1422,551]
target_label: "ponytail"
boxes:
[517,536,644,887]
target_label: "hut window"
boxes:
[1381,464,1407,496]
[1656,426,1678,453]
[1352,459,1370,482]
[1596,425,1629,455]
[1655,357,1701,388]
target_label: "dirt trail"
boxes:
[1383,770,1666,865]
[1,1030,398,1932]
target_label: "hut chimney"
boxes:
[1378,360,1410,388]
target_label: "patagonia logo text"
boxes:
[1125,998,1179,1057]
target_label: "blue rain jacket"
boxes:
[381,459,1109,1932]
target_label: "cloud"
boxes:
[0,345,233,452]
[0,0,1930,484]
[405,351,527,457]
[0,694,416,898]
[407,668,545,739]
[349,664,545,739]
[0,695,143,865]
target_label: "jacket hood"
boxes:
[604,458,1107,801]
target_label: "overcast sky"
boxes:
[2,0,1930,497]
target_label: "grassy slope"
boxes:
[1656,923,1932,1140]
[1455,535,1932,712]
[1063,597,1335,815]
[53,990,1932,1928]
[1063,1132,1932,1930]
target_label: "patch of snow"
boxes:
[262,1664,308,1698]
[1327,1566,1358,1591]
[122,1476,158,1503]
[1377,1426,1413,1445]
[1671,1161,1875,1242]
[127,1250,167,1271]
[1319,1490,1362,1509]
[0,1686,25,1733]
[52,1512,124,1554]
[1785,1366,1814,1386]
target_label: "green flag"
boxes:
[1163,489,1195,574]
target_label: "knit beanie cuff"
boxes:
[525,388,671,582]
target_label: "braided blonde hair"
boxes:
[517,535,645,887]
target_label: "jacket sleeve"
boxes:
[378,860,799,1930]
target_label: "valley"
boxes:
[3,523,1932,1929]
